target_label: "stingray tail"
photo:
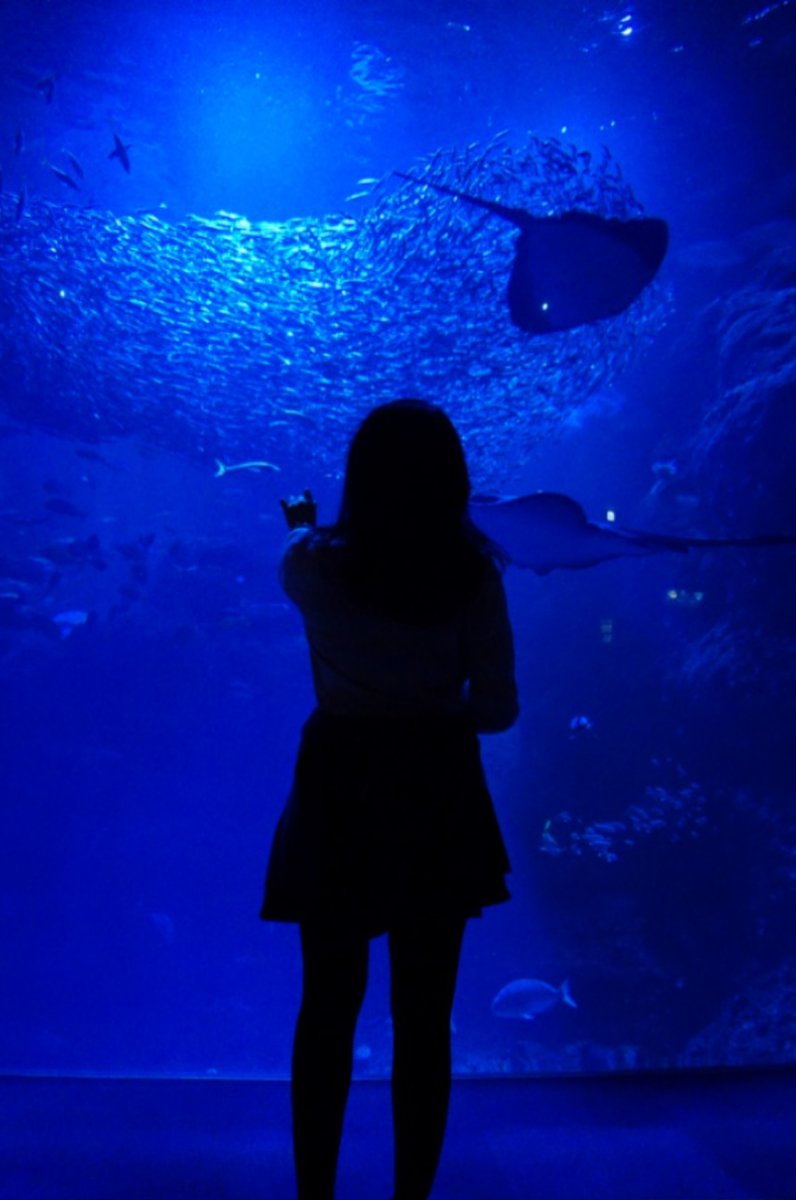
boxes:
[614,527,691,554]
[621,527,796,552]
[394,171,530,228]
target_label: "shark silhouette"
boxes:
[395,172,669,334]
[469,492,796,574]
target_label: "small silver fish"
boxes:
[491,978,577,1020]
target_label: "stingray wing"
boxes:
[469,493,677,573]
[470,493,796,573]
[510,212,669,334]
[395,171,669,334]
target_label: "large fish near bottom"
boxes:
[470,492,796,574]
[395,172,668,333]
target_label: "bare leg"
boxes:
[388,916,466,1200]
[292,922,370,1200]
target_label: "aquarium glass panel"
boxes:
[1,0,794,1078]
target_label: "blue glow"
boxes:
[0,0,792,1098]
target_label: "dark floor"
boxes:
[1,1069,795,1199]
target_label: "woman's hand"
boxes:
[280,489,317,530]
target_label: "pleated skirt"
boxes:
[260,708,511,938]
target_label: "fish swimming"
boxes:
[109,133,131,174]
[64,152,84,180]
[48,163,81,191]
[492,978,577,1020]
[395,172,669,333]
[214,458,280,477]
[470,491,796,574]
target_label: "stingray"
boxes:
[395,172,669,333]
[469,492,796,574]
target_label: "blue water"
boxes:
[1,0,795,1079]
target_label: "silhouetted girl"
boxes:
[262,399,518,1200]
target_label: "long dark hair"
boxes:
[331,399,500,624]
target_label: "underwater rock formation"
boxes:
[682,959,796,1067]
[677,618,796,697]
[650,223,796,766]
[696,222,796,465]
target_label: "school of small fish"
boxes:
[0,132,669,488]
